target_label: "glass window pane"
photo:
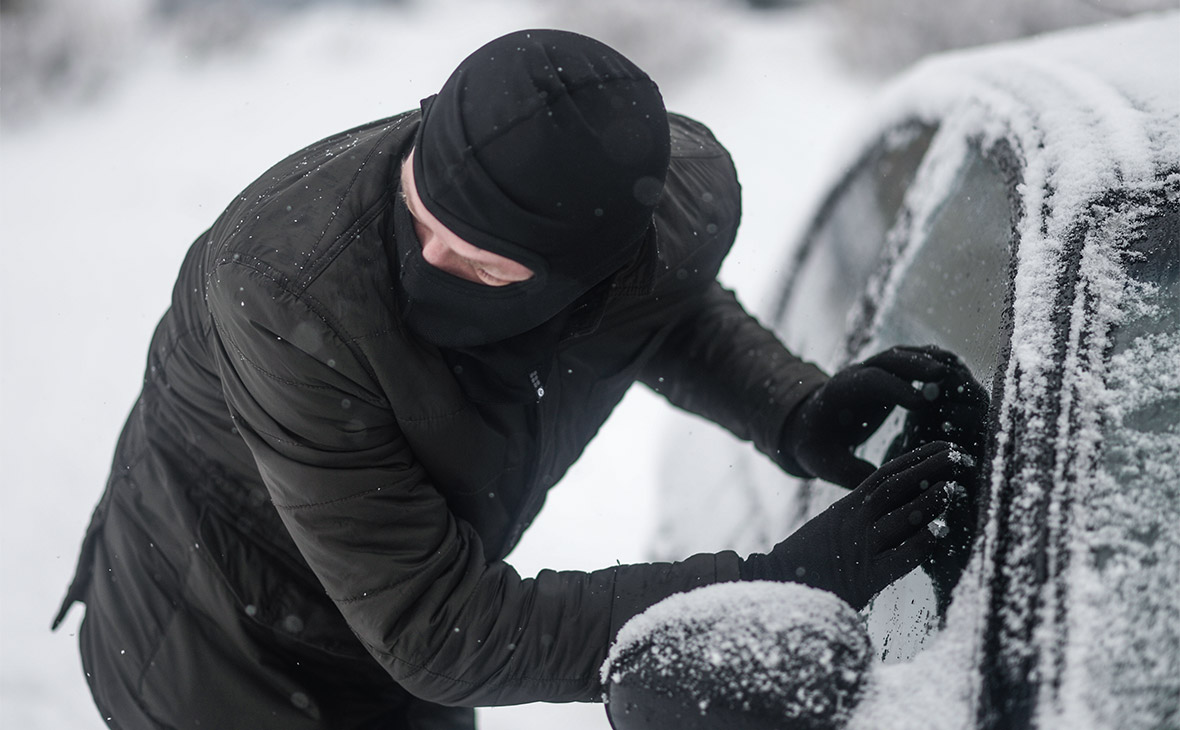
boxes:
[1077,198,1180,727]
[857,140,1018,663]
[776,124,935,372]
[870,144,1014,386]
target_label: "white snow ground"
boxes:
[0,1,869,728]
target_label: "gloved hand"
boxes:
[740,441,975,611]
[881,348,990,611]
[885,346,990,459]
[783,345,984,489]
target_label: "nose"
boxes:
[419,232,467,280]
[420,234,446,267]
[417,224,450,264]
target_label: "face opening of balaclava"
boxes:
[396,28,672,349]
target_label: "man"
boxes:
[54,29,981,730]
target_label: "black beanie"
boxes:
[412,28,671,293]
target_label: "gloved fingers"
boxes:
[862,442,966,514]
[837,365,943,412]
[927,370,990,411]
[815,455,877,491]
[895,344,967,368]
[917,347,989,405]
[871,481,952,553]
[858,346,991,417]
[890,345,983,388]
[805,368,897,427]
[859,346,958,385]
[875,525,941,586]
[856,441,954,492]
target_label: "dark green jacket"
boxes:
[57,111,826,710]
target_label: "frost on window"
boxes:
[1062,189,1179,730]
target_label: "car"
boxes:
[617,12,1179,730]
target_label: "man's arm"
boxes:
[639,282,828,476]
[207,259,741,707]
[639,283,987,488]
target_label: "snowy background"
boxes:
[1,1,1166,728]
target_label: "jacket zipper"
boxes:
[503,362,561,550]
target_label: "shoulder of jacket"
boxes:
[641,114,741,294]
[202,114,421,381]
[668,113,731,161]
[205,111,418,290]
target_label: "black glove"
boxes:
[882,348,990,612]
[885,346,990,459]
[783,345,982,489]
[740,441,975,611]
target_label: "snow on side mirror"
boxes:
[602,582,872,730]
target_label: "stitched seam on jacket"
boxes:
[132,542,200,730]
[150,323,203,370]
[213,116,406,282]
[350,326,400,343]
[271,485,391,511]
[295,194,393,295]
[395,405,469,425]
[381,646,593,688]
[651,231,731,289]
[231,417,306,449]
[334,579,407,604]
[214,324,337,392]
[294,125,401,292]
[211,257,384,390]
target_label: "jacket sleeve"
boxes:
[640,281,829,473]
[636,115,829,472]
[207,260,742,707]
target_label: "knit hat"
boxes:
[399,28,671,348]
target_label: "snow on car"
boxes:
[633,12,1179,730]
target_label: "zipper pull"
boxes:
[528,370,545,401]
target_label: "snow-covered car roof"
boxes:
[855,11,1179,199]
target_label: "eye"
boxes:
[473,266,512,286]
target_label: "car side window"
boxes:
[865,143,1015,386]
[1082,196,1179,717]
[771,124,1020,663]
[774,124,936,372]
[855,137,1020,662]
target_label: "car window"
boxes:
[865,145,1015,386]
[770,124,1020,664]
[1075,196,1179,724]
[854,138,1019,663]
[774,124,936,372]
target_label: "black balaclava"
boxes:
[397,28,671,349]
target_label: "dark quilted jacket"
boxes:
[56,110,827,713]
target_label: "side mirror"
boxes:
[603,582,872,730]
